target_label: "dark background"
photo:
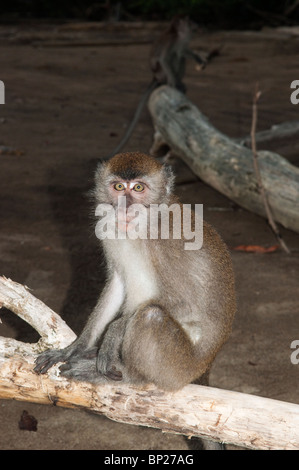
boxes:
[0,0,299,29]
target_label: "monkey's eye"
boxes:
[132,183,144,192]
[114,183,125,191]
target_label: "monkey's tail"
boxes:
[105,80,158,160]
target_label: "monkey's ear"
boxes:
[162,164,175,194]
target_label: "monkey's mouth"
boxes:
[116,210,147,234]
[116,220,130,233]
[116,212,137,233]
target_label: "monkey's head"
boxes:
[169,14,196,40]
[94,152,175,208]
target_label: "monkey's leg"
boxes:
[58,348,113,384]
[122,304,200,392]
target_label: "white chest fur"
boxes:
[104,239,159,312]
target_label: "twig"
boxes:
[250,84,291,254]
[246,4,295,25]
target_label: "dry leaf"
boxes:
[18,410,38,432]
[233,245,279,253]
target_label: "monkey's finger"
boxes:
[34,350,56,366]
[34,350,64,374]
[34,359,56,374]
[34,356,50,373]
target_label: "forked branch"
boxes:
[0,275,299,450]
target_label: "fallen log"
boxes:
[148,85,299,234]
[1,276,299,450]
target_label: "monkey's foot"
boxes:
[59,355,121,383]
[59,356,99,382]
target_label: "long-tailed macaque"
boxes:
[35,151,236,449]
[107,16,206,158]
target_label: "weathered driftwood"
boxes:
[148,86,299,234]
[1,275,299,450]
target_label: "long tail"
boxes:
[105,80,158,160]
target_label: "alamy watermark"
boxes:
[290,80,299,105]
[290,340,299,364]
[95,197,203,250]
[0,81,4,104]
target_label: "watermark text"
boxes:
[290,340,299,364]
[290,80,299,104]
[0,80,4,104]
[95,197,203,251]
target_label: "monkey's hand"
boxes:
[58,349,107,383]
[34,346,98,377]
[34,342,93,375]
[34,348,72,374]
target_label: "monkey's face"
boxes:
[107,172,172,233]
[94,152,174,207]
[94,152,175,234]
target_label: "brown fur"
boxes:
[109,152,162,176]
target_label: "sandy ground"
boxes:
[0,21,299,450]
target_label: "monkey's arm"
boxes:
[185,49,207,68]
[34,271,125,374]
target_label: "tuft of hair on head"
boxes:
[108,151,162,180]
[93,151,175,205]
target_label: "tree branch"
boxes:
[0,276,76,354]
[1,275,299,450]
